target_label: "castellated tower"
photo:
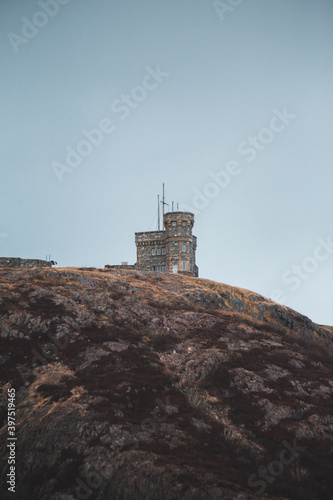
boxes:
[135,211,198,277]
[164,212,198,276]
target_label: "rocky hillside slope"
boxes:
[0,267,333,500]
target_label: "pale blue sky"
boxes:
[1,0,333,325]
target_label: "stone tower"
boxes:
[134,211,198,277]
[163,212,197,276]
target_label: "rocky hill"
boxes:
[0,267,333,500]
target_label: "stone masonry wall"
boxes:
[0,258,52,268]
[135,230,167,271]
[104,265,135,270]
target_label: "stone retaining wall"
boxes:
[104,265,135,270]
[0,258,52,268]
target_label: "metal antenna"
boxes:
[162,183,165,219]
[158,195,160,230]
[172,201,174,212]
[161,183,169,228]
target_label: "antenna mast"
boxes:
[157,195,160,230]
[162,183,165,219]
[161,183,169,228]
[162,183,165,229]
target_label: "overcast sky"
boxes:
[1,0,333,326]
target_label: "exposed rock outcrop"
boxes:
[0,268,332,500]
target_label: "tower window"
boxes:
[182,244,186,252]
[157,248,161,255]
[182,222,186,226]
[152,248,156,256]
[157,266,161,271]
[172,221,176,226]
[162,265,166,272]
[183,262,186,271]
[152,266,156,271]
[162,247,166,254]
